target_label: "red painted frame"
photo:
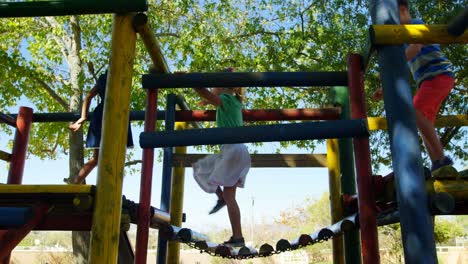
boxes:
[347,53,380,264]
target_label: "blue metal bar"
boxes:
[448,6,468,36]
[0,207,33,228]
[370,1,437,263]
[142,72,348,89]
[156,94,177,264]
[140,119,369,148]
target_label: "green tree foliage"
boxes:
[0,1,465,167]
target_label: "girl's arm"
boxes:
[69,85,99,132]
[193,88,222,106]
[405,44,423,61]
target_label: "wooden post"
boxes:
[88,13,136,264]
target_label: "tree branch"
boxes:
[440,126,460,147]
[155,32,180,38]
[30,75,69,109]
[44,17,72,59]
[125,160,142,167]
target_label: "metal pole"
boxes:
[347,53,380,264]
[7,107,33,184]
[88,13,136,264]
[8,107,340,123]
[330,86,362,264]
[167,122,188,263]
[327,139,344,264]
[369,1,437,263]
[134,88,158,264]
[2,106,33,264]
[142,71,348,89]
[140,119,369,148]
[157,94,177,264]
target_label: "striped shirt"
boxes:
[406,18,454,87]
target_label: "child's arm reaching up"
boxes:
[405,44,423,61]
[193,88,222,106]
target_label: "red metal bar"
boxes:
[0,113,16,127]
[175,107,340,122]
[7,107,33,184]
[34,213,93,231]
[347,53,380,264]
[135,88,158,264]
[0,203,49,261]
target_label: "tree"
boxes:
[378,217,465,264]
[275,192,332,262]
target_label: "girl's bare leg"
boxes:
[223,186,243,239]
[74,149,99,184]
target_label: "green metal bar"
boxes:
[0,0,148,18]
[330,86,362,264]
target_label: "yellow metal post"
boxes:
[370,24,468,45]
[88,13,136,264]
[167,122,188,263]
[327,139,344,264]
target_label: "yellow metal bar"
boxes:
[430,179,468,200]
[167,122,188,263]
[370,25,468,45]
[327,139,344,264]
[89,13,137,264]
[367,114,468,131]
[0,184,93,194]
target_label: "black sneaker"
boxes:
[209,200,226,215]
[222,237,245,247]
[431,156,453,172]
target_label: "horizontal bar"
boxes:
[0,207,33,228]
[174,94,203,128]
[142,72,348,89]
[448,6,468,36]
[9,111,463,129]
[367,114,468,131]
[0,184,94,194]
[140,119,369,148]
[370,25,468,45]
[0,113,16,127]
[8,108,340,123]
[0,0,148,18]
[173,153,327,167]
[34,213,93,231]
[0,150,12,162]
[177,107,341,122]
[430,179,468,200]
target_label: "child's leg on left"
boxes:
[74,149,99,184]
[223,186,243,239]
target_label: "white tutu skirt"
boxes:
[193,144,251,193]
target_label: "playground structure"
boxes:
[0,1,467,264]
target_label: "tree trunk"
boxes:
[66,15,90,264]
